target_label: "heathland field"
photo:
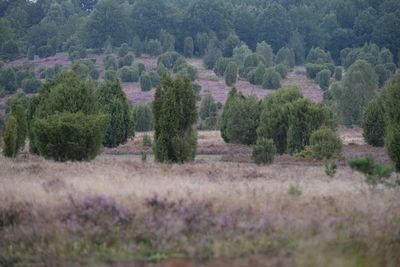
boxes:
[1,131,399,266]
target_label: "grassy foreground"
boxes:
[1,149,399,266]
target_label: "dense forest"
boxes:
[0,0,399,63]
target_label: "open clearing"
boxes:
[1,131,399,266]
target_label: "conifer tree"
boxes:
[97,80,134,148]
[224,61,237,86]
[184,37,194,58]
[10,98,27,152]
[153,73,197,163]
[2,115,17,158]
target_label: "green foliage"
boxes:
[153,73,197,163]
[316,69,331,91]
[104,70,116,82]
[139,73,151,92]
[220,92,262,145]
[195,32,209,56]
[133,62,146,76]
[32,112,109,162]
[262,68,281,89]
[383,79,400,171]
[118,54,133,68]
[142,135,152,147]
[224,62,237,86]
[275,47,295,68]
[37,45,55,59]
[275,64,289,79]
[200,94,217,121]
[104,54,117,70]
[248,64,265,85]
[149,72,161,88]
[361,98,385,147]
[141,150,147,162]
[306,47,333,64]
[214,58,231,77]
[374,64,391,87]
[0,67,17,92]
[203,40,222,70]
[1,40,19,60]
[119,67,138,82]
[132,103,153,132]
[159,30,175,53]
[305,64,326,79]
[222,33,240,58]
[183,37,194,58]
[2,116,17,158]
[132,36,144,57]
[10,98,27,152]
[325,160,338,178]
[348,155,394,187]
[157,51,183,69]
[147,39,162,57]
[252,138,276,165]
[233,44,252,68]
[118,43,129,57]
[27,46,35,60]
[336,60,378,126]
[334,67,342,81]
[297,128,342,160]
[288,184,302,196]
[97,80,133,148]
[256,41,274,68]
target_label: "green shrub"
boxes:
[203,41,222,70]
[140,73,152,91]
[132,103,153,132]
[334,67,342,81]
[119,67,136,82]
[375,64,391,87]
[2,116,17,158]
[305,63,326,79]
[33,112,109,161]
[133,62,146,76]
[385,123,400,172]
[157,51,182,69]
[248,64,265,85]
[104,55,117,70]
[10,98,27,152]
[118,54,133,68]
[183,37,194,58]
[177,64,197,81]
[27,46,35,60]
[361,98,385,147]
[142,135,152,147]
[37,45,55,59]
[147,39,162,57]
[118,43,129,57]
[153,73,197,163]
[132,36,144,57]
[262,68,281,89]
[288,184,302,196]
[200,94,217,120]
[22,78,42,94]
[104,70,117,82]
[0,68,17,92]
[141,150,147,162]
[297,128,342,160]
[275,64,289,79]
[224,62,237,86]
[214,58,231,76]
[275,47,295,68]
[325,160,338,178]
[316,69,331,90]
[149,72,161,87]
[97,80,134,148]
[348,154,395,187]
[252,138,276,165]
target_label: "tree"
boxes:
[30,70,108,161]
[147,39,162,57]
[2,116,17,158]
[203,39,222,70]
[224,61,237,86]
[183,37,194,58]
[256,41,274,68]
[27,46,35,60]
[275,47,295,68]
[153,73,197,163]
[252,138,276,165]
[132,103,153,132]
[195,32,209,56]
[222,33,240,57]
[0,67,17,92]
[200,94,217,121]
[297,128,343,160]
[288,31,305,65]
[97,80,133,148]
[221,93,262,145]
[118,43,129,57]
[372,13,400,59]
[262,69,281,89]
[361,98,385,147]
[214,58,231,76]
[256,3,291,52]
[10,98,27,152]
[383,78,400,171]
[336,60,378,126]
[140,73,152,92]
[233,44,252,68]
[316,70,331,91]
[82,0,129,48]
[248,64,265,85]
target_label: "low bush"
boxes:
[22,78,42,94]
[262,69,281,89]
[296,128,342,160]
[252,138,276,165]
[140,73,152,91]
[305,63,325,79]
